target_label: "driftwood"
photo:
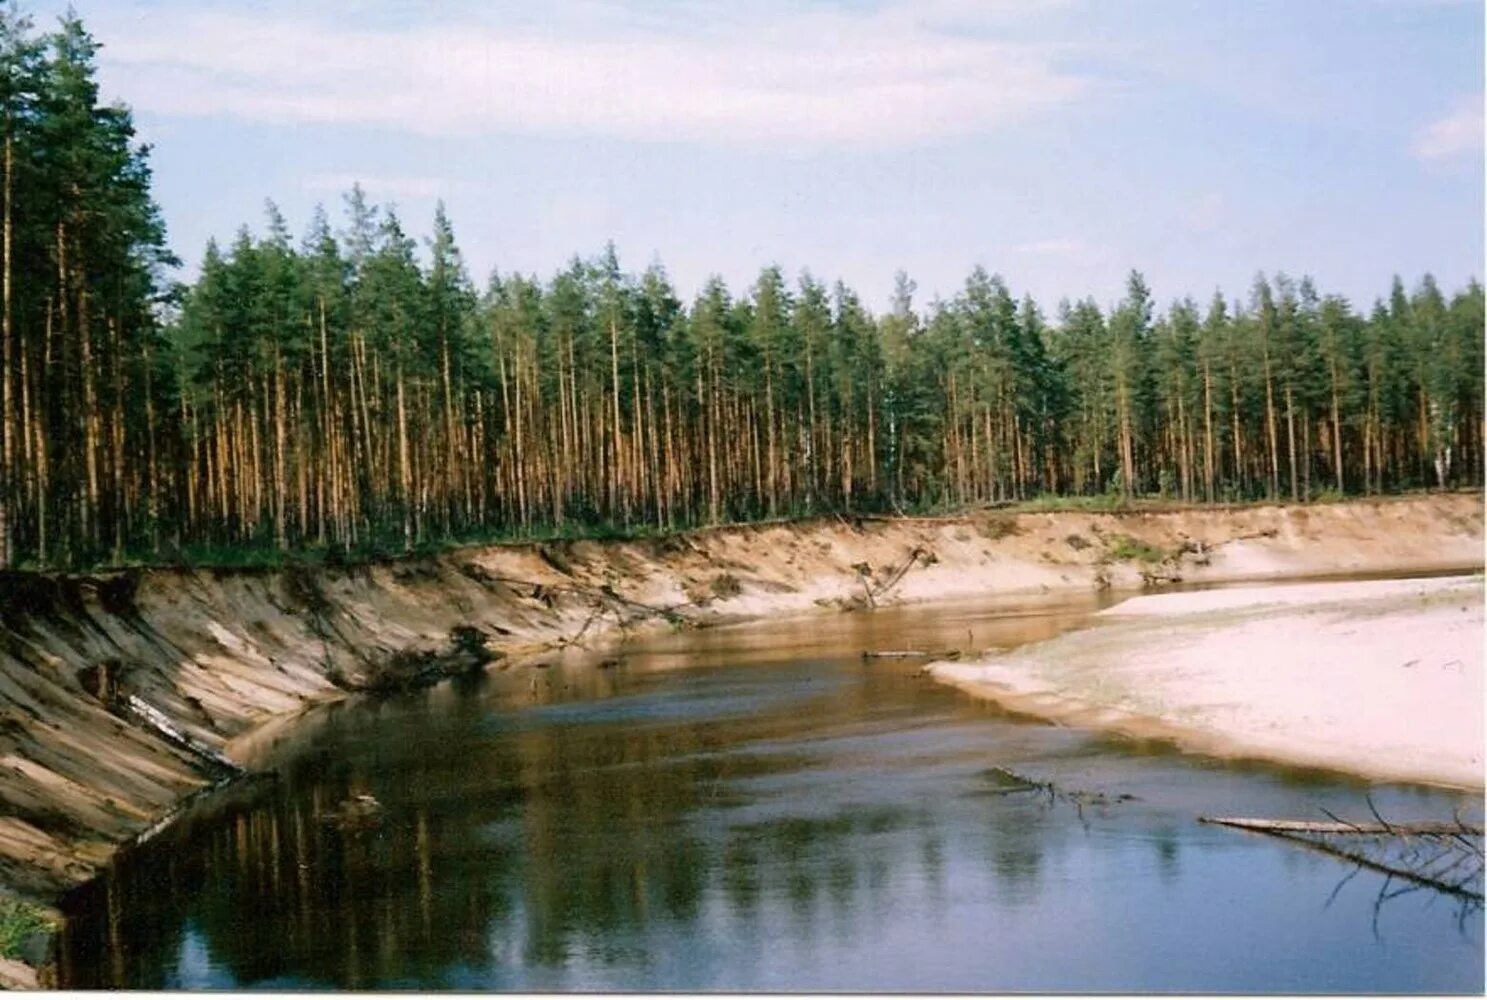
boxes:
[1201,810,1485,902]
[555,605,612,650]
[1202,818,1484,837]
[862,649,962,660]
[868,546,933,602]
[122,695,241,775]
[976,766,1138,824]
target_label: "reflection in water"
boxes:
[58,592,1484,992]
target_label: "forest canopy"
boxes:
[0,8,1481,569]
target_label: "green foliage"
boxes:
[0,7,1482,574]
[1106,534,1167,563]
[1014,493,1125,513]
[0,896,52,961]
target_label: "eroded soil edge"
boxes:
[0,493,1480,983]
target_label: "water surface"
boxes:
[58,587,1484,991]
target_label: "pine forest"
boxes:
[0,10,1482,571]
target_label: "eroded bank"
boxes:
[0,494,1480,920]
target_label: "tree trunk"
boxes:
[0,132,12,567]
[1284,383,1298,501]
[1202,361,1215,502]
[1330,361,1344,494]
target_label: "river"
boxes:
[56,586,1484,991]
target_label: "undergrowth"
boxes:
[0,897,52,961]
[1106,534,1168,563]
[16,488,1468,575]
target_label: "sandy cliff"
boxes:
[0,493,1480,903]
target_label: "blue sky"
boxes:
[37,0,1487,313]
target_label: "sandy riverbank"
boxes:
[0,492,1481,986]
[932,574,1485,789]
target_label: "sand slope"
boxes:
[0,493,1480,899]
[933,575,1485,789]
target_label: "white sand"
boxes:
[932,575,1485,788]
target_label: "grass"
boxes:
[1106,533,1168,563]
[0,897,53,962]
[1012,492,1129,514]
[15,486,1475,575]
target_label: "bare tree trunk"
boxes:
[0,132,12,567]
[706,342,719,523]
[1117,381,1136,497]
[1263,351,1279,498]
[1330,361,1344,493]
[1203,361,1215,502]
[273,343,287,550]
[764,347,778,516]
[397,359,411,551]
[79,287,101,552]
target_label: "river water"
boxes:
[57,586,1483,991]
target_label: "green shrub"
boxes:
[1107,533,1166,563]
[1015,493,1124,513]
[0,897,52,961]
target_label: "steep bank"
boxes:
[932,576,1484,789]
[0,494,1480,907]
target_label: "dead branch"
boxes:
[869,546,932,601]
[1200,815,1485,902]
[862,648,962,662]
[1201,818,1483,836]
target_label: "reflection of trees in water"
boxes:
[61,678,847,986]
[1153,828,1181,883]
[920,828,946,902]
[61,761,996,988]
[722,840,762,917]
[61,782,506,987]
[977,798,1051,904]
[59,659,1079,989]
[721,803,931,946]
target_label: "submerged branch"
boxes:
[1200,815,1485,902]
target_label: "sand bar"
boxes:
[932,575,1485,789]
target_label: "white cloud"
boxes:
[1011,237,1107,268]
[1411,99,1484,161]
[91,1,1098,148]
[1014,237,1087,255]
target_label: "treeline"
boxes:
[0,9,175,570]
[0,10,1482,569]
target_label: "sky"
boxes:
[32,0,1487,314]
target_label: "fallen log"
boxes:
[123,695,241,775]
[1202,817,1484,836]
[862,649,962,660]
[1200,814,1484,901]
[869,546,932,601]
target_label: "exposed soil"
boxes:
[0,493,1479,943]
